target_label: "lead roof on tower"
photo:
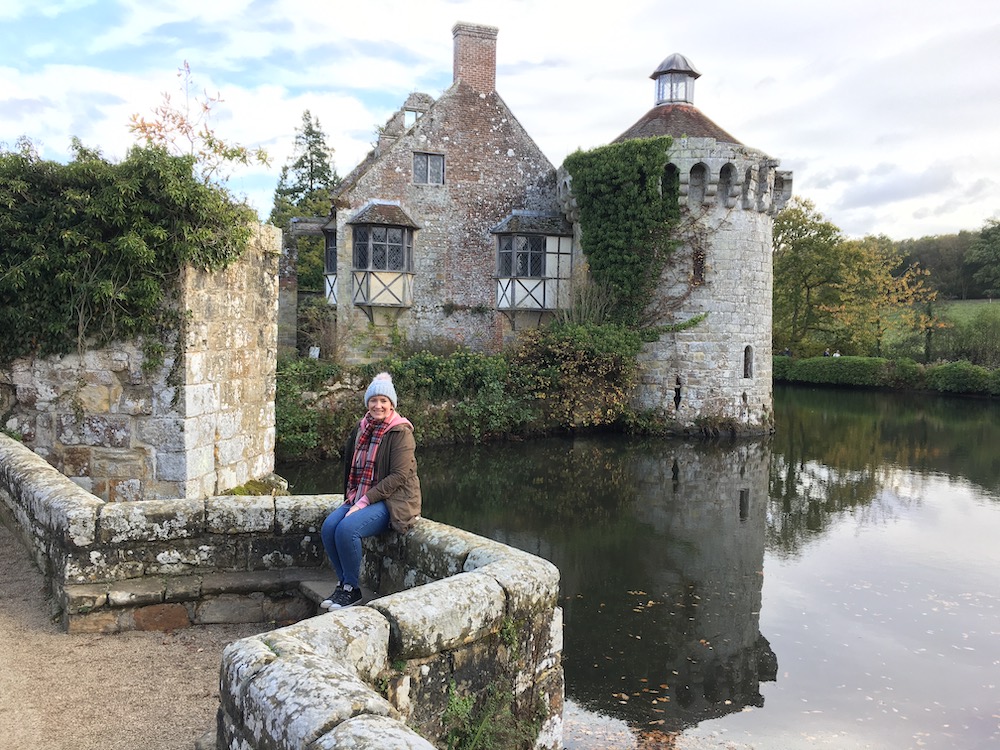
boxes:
[614,53,741,145]
[650,53,701,80]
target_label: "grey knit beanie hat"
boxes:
[364,372,398,408]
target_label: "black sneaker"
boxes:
[320,582,344,609]
[328,584,363,609]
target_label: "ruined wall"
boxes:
[0,432,329,633]
[1,223,281,501]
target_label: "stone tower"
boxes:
[570,53,793,434]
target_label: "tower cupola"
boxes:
[652,53,700,105]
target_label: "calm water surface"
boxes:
[279,386,1000,749]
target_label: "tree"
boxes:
[826,235,939,357]
[772,197,846,353]
[897,231,981,300]
[966,219,1000,298]
[129,61,268,185]
[269,111,341,290]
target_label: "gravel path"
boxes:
[0,521,266,750]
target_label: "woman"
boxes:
[319,372,421,609]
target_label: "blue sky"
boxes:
[2,0,998,240]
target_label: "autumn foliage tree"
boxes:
[826,235,940,357]
[773,198,943,358]
[129,61,268,185]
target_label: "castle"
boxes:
[306,22,792,434]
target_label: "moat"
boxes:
[279,385,1000,750]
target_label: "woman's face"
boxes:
[367,395,394,422]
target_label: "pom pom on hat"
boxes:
[364,372,398,408]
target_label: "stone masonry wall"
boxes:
[0,432,564,749]
[218,519,564,750]
[0,223,281,501]
[0,432,330,633]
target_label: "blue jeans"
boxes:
[320,502,391,588]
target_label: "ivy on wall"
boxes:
[563,136,680,328]
[0,140,255,368]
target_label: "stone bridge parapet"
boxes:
[0,433,564,748]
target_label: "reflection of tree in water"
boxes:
[422,436,777,735]
[768,386,1000,557]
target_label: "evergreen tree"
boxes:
[269,111,341,290]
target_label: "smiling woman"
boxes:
[318,371,422,610]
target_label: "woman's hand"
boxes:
[346,495,369,516]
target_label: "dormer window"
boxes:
[347,201,418,320]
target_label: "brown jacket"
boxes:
[342,421,422,533]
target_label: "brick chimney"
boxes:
[452,22,498,93]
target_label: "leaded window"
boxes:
[352,225,413,271]
[413,152,444,185]
[498,235,545,278]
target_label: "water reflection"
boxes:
[282,435,780,733]
[278,387,1000,749]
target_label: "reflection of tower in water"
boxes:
[627,439,777,731]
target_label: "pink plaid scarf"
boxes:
[346,414,392,501]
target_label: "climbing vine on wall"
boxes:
[0,140,255,368]
[563,136,680,328]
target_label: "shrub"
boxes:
[925,360,991,395]
[509,322,643,429]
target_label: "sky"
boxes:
[1,0,998,241]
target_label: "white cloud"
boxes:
[2,0,999,238]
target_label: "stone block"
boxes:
[314,714,436,750]
[63,583,109,614]
[131,538,240,575]
[464,549,560,615]
[62,547,145,584]
[155,450,189,483]
[66,609,123,634]
[165,574,202,602]
[249,534,325,569]
[262,594,314,625]
[240,655,396,749]
[134,603,192,631]
[201,570,286,595]
[219,635,280,724]
[206,495,274,534]
[370,571,505,659]
[98,498,205,544]
[274,495,339,535]
[136,418,186,451]
[259,607,391,683]
[194,593,265,624]
[108,577,165,607]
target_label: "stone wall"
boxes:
[0,432,564,748]
[0,432,331,633]
[1,223,281,501]
[218,519,564,750]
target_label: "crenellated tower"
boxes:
[560,53,792,434]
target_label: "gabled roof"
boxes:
[347,201,420,228]
[613,103,741,145]
[490,211,572,236]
